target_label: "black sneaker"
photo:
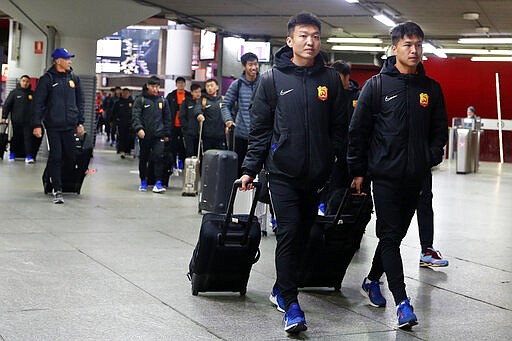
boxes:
[53,190,64,204]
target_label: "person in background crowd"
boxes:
[221,52,260,176]
[194,78,225,152]
[166,77,190,172]
[103,86,121,145]
[240,12,347,334]
[112,88,134,159]
[179,83,202,157]
[33,48,85,204]
[2,75,42,163]
[348,22,448,329]
[132,76,172,193]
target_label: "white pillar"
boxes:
[164,22,193,94]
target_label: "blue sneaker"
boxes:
[318,202,325,216]
[420,248,449,267]
[152,180,166,193]
[8,152,15,161]
[269,286,285,313]
[270,215,277,232]
[397,298,418,329]
[25,155,34,164]
[139,180,148,191]
[283,303,307,334]
[360,277,386,307]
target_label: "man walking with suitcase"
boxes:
[33,48,85,204]
[348,22,448,329]
[240,12,347,334]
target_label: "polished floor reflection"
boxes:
[1,137,511,340]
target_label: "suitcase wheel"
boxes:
[240,288,246,296]
[192,288,199,296]
[191,278,199,296]
[261,231,267,237]
[334,285,341,291]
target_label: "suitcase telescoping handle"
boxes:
[331,188,352,225]
[329,188,369,226]
[197,120,203,158]
[221,180,262,242]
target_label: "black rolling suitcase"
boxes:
[188,180,262,296]
[0,123,8,159]
[297,189,373,291]
[198,149,238,214]
[43,133,93,194]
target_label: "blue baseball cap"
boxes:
[51,48,75,59]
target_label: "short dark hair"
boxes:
[241,52,258,66]
[114,86,122,91]
[287,11,321,36]
[191,84,201,91]
[20,74,30,80]
[390,21,424,45]
[331,60,351,76]
[147,76,161,85]
[122,87,130,92]
[176,77,186,83]
[205,78,218,86]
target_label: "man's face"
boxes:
[205,81,218,96]
[55,58,72,71]
[243,60,259,78]
[115,88,122,97]
[19,77,30,89]
[122,89,131,99]
[147,84,160,96]
[176,80,186,91]
[191,88,202,100]
[392,34,423,71]
[286,24,321,65]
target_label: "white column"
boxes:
[164,22,193,94]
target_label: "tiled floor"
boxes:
[1,136,511,340]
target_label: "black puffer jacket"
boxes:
[112,96,133,127]
[2,84,33,125]
[348,56,448,182]
[32,66,84,131]
[132,92,172,139]
[242,45,347,188]
[193,93,224,139]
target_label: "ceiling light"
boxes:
[327,37,382,44]
[471,56,512,62]
[463,12,479,20]
[331,45,387,52]
[345,0,359,3]
[373,13,396,27]
[440,48,512,55]
[423,43,447,58]
[458,38,512,44]
[475,26,490,34]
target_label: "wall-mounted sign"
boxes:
[34,41,43,54]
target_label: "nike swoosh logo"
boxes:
[16,96,22,98]
[52,83,59,87]
[280,89,294,96]
[205,105,212,108]
[188,106,194,109]
[144,104,151,108]
[385,95,398,102]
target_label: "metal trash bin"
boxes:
[456,128,473,174]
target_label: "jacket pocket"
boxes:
[270,132,304,177]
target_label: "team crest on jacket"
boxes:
[158,102,163,109]
[317,86,328,101]
[129,103,132,108]
[28,94,33,100]
[352,99,358,108]
[69,80,75,88]
[419,93,429,107]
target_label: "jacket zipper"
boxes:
[303,75,310,178]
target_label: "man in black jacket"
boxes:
[194,78,225,151]
[112,88,133,158]
[179,83,202,157]
[33,48,85,204]
[2,75,41,163]
[166,77,190,171]
[240,12,347,334]
[132,76,172,193]
[348,22,448,329]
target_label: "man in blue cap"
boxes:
[33,48,85,204]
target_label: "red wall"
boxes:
[350,59,512,162]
